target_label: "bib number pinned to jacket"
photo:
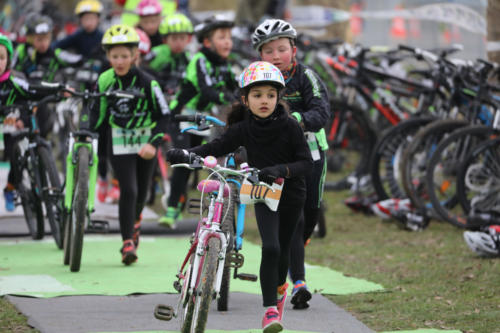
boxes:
[112,127,151,155]
[240,178,284,211]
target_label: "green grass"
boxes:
[2,184,499,333]
[240,189,500,333]
[0,297,38,332]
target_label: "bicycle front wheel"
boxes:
[69,147,90,272]
[12,141,44,239]
[38,146,63,248]
[218,182,236,311]
[185,237,220,333]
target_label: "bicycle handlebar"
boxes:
[174,113,226,133]
[171,155,277,191]
[38,81,146,100]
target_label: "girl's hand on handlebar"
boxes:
[138,143,157,160]
[166,148,190,164]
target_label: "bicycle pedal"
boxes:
[154,304,174,321]
[235,273,257,282]
[87,220,109,233]
[173,280,182,293]
[187,198,202,214]
[227,252,244,268]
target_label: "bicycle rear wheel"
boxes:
[12,140,44,239]
[217,183,236,311]
[69,147,90,272]
[186,237,220,333]
[38,146,63,248]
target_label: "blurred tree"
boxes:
[293,0,349,41]
[487,0,500,63]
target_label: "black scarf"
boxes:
[244,104,289,144]
[200,47,227,66]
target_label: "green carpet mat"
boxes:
[0,236,383,297]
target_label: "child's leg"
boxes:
[135,155,156,219]
[110,154,138,241]
[288,215,306,283]
[254,203,281,307]
[278,204,302,286]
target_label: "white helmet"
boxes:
[463,225,500,257]
[252,19,297,51]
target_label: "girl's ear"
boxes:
[241,95,247,106]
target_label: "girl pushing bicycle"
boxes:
[166,61,312,333]
[89,24,170,265]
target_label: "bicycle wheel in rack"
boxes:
[370,117,434,200]
[456,136,500,227]
[425,125,495,228]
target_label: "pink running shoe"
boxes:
[262,308,283,333]
[276,282,288,320]
[107,182,120,203]
[97,179,108,203]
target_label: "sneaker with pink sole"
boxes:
[262,307,283,333]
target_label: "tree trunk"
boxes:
[487,0,500,63]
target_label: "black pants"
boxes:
[167,133,203,208]
[289,150,326,283]
[255,202,302,307]
[110,153,156,241]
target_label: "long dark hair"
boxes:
[227,83,289,125]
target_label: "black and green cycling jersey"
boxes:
[90,66,170,148]
[141,44,190,88]
[283,61,331,151]
[169,47,237,115]
[0,74,60,123]
[13,44,82,82]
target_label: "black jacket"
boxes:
[283,62,330,132]
[189,105,312,205]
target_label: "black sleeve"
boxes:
[188,124,243,157]
[283,120,313,178]
[195,57,232,105]
[149,81,170,147]
[300,68,331,132]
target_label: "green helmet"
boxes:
[102,24,140,50]
[0,34,13,60]
[159,13,193,36]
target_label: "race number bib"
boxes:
[240,178,284,211]
[112,127,151,155]
[306,132,321,161]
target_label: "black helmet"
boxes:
[26,14,53,35]
[194,15,234,43]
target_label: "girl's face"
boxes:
[139,15,162,36]
[204,28,232,59]
[32,33,52,53]
[106,45,137,76]
[243,84,278,119]
[0,45,8,74]
[260,37,296,72]
[165,33,191,54]
[80,13,100,33]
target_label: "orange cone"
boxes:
[350,3,363,36]
[390,5,407,39]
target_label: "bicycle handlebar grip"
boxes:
[174,114,196,122]
[398,44,415,53]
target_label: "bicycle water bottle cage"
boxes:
[197,179,230,197]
